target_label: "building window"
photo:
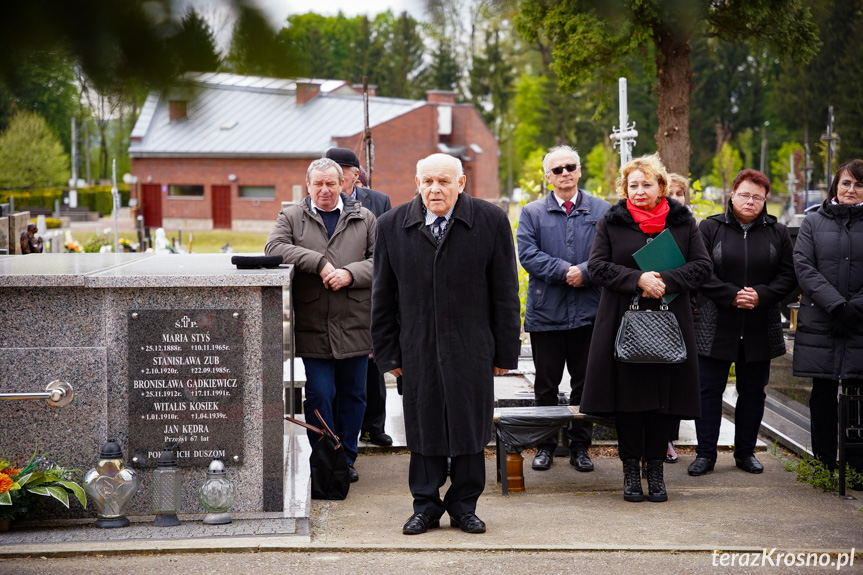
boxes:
[169,185,204,197]
[239,186,276,198]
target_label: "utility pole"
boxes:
[362,76,374,189]
[786,153,799,212]
[609,77,638,170]
[759,121,769,175]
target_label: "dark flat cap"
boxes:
[326,148,360,169]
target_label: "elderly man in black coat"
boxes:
[371,153,520,535]
[326,147,395,447]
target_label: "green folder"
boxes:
[632,228,686,303]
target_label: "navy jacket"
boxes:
[354,185,391,218]
[517,190,610,332]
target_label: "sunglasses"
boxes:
[549,163,579,175]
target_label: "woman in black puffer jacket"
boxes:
[793,158,863,483]
[690,169,797,477]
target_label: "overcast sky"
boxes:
[180,0,428,50]
[254,0,427,23]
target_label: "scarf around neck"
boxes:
[626,197,670,234]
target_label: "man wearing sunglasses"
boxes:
[516,145,611,474]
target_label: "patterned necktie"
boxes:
[431,216,447,243]
[562,200,574,214]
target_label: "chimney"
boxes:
[168,100,188,121]
[426,90,455,105]
[296,82,321,105]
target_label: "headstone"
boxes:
[0,216,9,254]
[127,309,246,467]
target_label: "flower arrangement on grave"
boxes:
[65,240,82,253]
[0,446,87,523]
[119,237,133,252]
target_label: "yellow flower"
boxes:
[0,474,13,494]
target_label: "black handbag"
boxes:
[285,409,351,500]
[614,295,687,364]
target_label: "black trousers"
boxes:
[361,356,387,436]
[695,347,770,459]
[530,326,594,453]
[408,451,485,519]
[616,412,674,461]
[810,378,863,472]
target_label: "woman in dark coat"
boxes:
[793,158,863,484]
[690,169,797,477]
[582,154,712,503]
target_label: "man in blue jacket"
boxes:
[517,145,611,472]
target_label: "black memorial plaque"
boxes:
[128,310,245,467]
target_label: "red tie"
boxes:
[562,200,573,214]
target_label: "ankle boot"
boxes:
[622,459,644,502]
[645,459,668,502]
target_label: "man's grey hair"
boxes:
[306,158,343,183]
[416,153,464,178]
[542,145,581,175]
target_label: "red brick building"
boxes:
[129,73,500,231]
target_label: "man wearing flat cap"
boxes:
[326,147,394,447]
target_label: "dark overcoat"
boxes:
[580,199,712,418]
[694,201,797,362]
[371,193,521,457]
[793,200,863,379]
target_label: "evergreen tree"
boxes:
[168,9,222,73]
[0,111,69,188]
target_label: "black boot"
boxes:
[645,459,668,502]
[622,459,644,502]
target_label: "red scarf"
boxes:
[627,197,670,234]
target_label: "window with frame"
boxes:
[168,185,204,197]
[239,186,276,198]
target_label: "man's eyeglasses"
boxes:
[735,193,766,205]
[549,163,579,176]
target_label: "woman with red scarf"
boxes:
[581,154,712,503]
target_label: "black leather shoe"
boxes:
[570,450,594,472]
[402,512,440,535]
[622,459,644,502]
[735,455,764,474]
[450,511,486,533]
[348,463,359,483]
[532,449,553,470]
[644,459,668,502]
[367,432,393,446]
[687,457,716,476]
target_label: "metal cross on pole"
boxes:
[821,106,840,188]
[609,77,638,169]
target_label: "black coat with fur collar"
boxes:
[581,199,712,418]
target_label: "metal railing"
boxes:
[0,380,75,407]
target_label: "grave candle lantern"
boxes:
[151,446,181,526]
[83,439,139,528]
[197,457,235,525]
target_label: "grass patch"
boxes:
[71,230,269,254]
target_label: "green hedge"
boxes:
[0,185,131,216]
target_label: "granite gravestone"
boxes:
[128,309,245,467]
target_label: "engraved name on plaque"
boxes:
[128,310,245,467]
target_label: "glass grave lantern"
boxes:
[151,446,182,526]
[83,439,139,528]
[197,457,236,524]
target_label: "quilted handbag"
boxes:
[614,295,687,364]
